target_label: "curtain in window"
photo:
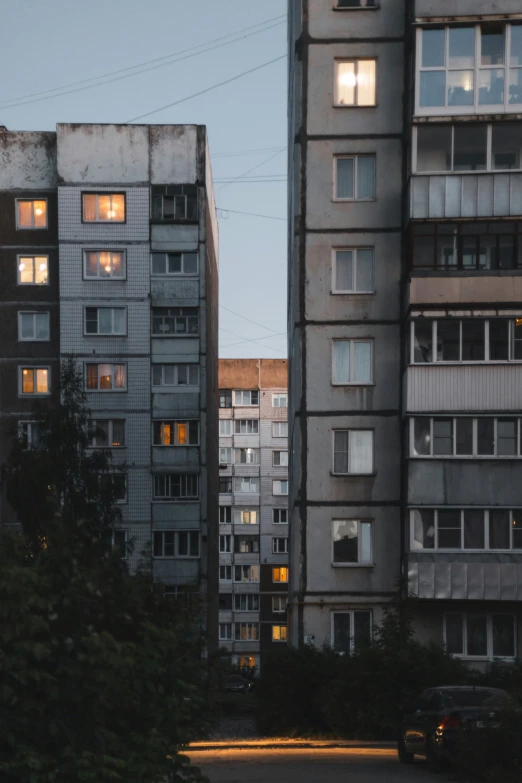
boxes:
[356,157,375,199]
[86,364,98,390]
[336,158,354,198]
[356,249,374,291]
[354,342,371,382]
[335,250,353,291]
[357,60,376,105]
[332,341,350,383]
[83,194,97,222]
[336,62,355,105]
[18,201,33,227]
[349,430,373,474]
[114,365,125,389]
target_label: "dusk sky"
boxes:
[0,0,288,359]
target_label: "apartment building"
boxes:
[288,0,522,664]
[0,123,219,652]
[218,359,289,672]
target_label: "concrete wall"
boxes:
[415,0,522,18]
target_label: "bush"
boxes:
[453,710,522,783]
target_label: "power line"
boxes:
[220,334,287,349]
[218,148,285,194]
[0,17,285,111]
[219,327,285,354]
[125,54,286,123]
[212,146,286,159]
[219,304,283,335]
[216,206,286,222]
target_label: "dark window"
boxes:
[477,418,495,455]
[219,390,232,408]
[151,185,197,221]
[413,320,433,363]
[219,594,232,611]
[437,320,460,361]
[462,320,485,360]
[490,319,509,360]
[412,509,435,549]
[464,510,485,549]
[489,510,510,549]
[433,419,453,455]
[219,477,232,493]
[497,418,517,455]
[467,614,488,656]
[453,125,487,170]
[413,418,431,455]
[456,418,473,455]
[411,222,522,271]
[438,510,461,548]
[445,614,464,655]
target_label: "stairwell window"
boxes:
[219,507,232,524]
[334,155,375,200]
[335,59,376,106]
[272,537,288,554]
[16,199,47,229]
[83,193,125,222]
[332,248,374,294]
[332,339,372,385]
[273,509,288,524]
[273,422,288,438]
[333,430,374,475]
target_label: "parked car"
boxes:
[398,686,514,768]
[225,674,250,694]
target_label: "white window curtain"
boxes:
[355,249,374,291]
[356,157,375,199]
[336,158,354,198]
[335,250,353,291]
[349,430,373,473]
[354,342,372,382]
[333,341,350,383]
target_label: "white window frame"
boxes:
[273,450,289,467]
[443,613,516,660]
[273,422,288,438]
[332,519,374,566]
[151,251,199,276]
[219,565,232,581]
[153,530,200,558]
[15,198,48,229]
[415,24,522,117]
[17,254,49,286]
[333,155,376,201]
[234,594,259,612]
[18,311,50,342]
[18,420,41,449]
[334,58,377,107]
[331,610,372,652]
[82,192,125,223]
[413,123,522,174]
[219,447,232,465]
[272,567,289,583]
[152,307,199,337]
[219,506,232,524]
[152,364,199,387]
[83,250,126,280]
[85,363,127,392]
[272,537,288,554]
[84,307,127,336]
[233,390,260,406]
[272,596,287,613]
[89,419,126,448]
[153,474,199,501]
[410,417,522,458]
[332,429,374,475]
[272,393,288,408]
[410,319,522,364]
[219,534,232,553]
[331,247,374,294]
[410,508,522,552]
[234,419,259,434]
[272,625,288,642]
[234,509,258,525]
[234,565,260,583]
[273,509,288,524]
[273,480,289,496]
[219,420,233,436]
[19,367,51,397]
[234,477,260,493]
[331,339,373,385]
[219,623,233,641]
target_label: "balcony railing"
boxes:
[409,173,522,221]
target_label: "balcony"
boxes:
[407,552,522,601]
[409,173,522,220]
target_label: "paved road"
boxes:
[189,748,435,783]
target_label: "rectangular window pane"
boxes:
[456,418,473,455]
[360,522,372,563]
[489,510,510,549]
[334,250,353,291]
[336,158,354,198]
[333,613,352,653]
[464,510,485,549]
[152,254,165,274]
[417,126,452,172]
[334,431,348,474]
[497,418,517,455]
[479,69,505,105]
[490,319,509,360]
[438,510,461,548]
[433,419,453,455]
[357,60,376,106]
[462,320,485,361]
[356,249,374,292]
[336,61,355,105]
[492,124,522,170]
[420,71,446,107]
[481,26,504,66]
[514,319,522,359]
[414,320,433,363]
[18,200,33,227]
[356,156,375,199]
[332,341,350,384]
[492,615,515,657]
[445,614,464,654]
[349,430,373,474]
[467,615,488,656]
[353,611,371,648]
[412,509,435,550]
[422,28,445,68]
[353,342,371,383]
[448,71,474,106]
[437,320,460,361]
[477,418,495,455]
[454,126,487,171]
[449,27,475,69]
[333,519,358,563]
[413,418,431,456]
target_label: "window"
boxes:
[444,613,515,659]
[273,596,287,613]
[234,448,260,465]
[234,477,260,493]
[411,417,521,457]
[333,430,374,475]
[152,364,199,386]
[18,312,50,341]
[411,508,522,551]
[234,509,258,525]
[336,0,377,6]
[272,537,288,554]
[411,319,522,363]
[411,222,522,271]
[153,531,199,558]
[332,248,374,294]
[335,59,376,106]
[219,534,232,553]
[335,155,375,200]
[219,565,232,581]
[332,519,373,564]
[219,447,232,465]
[234,594,259,612]
[273,451,288,467]
[273,422,288,438]
[18,421,41,449]
[417,24,522,114]
[273,509,288,524]
[273,567,288,583]
[152,307,198,336]
[219,390,232,408]
[16,199,47,229]
[332,340,372,385]
[20,367,49,395]
[219,477,233,493]
[234,565,259,583]
[153,421,199,446]
[219,623,232,641]
[237,655,257,669]
[234,419,259,434]
[83,193,125,222]
[17,255,48,285]
[219,506,232,524]
[99,473,126,503]
[415,123,522,173]
[85,363,126,391]
[83,251,125,279]
[234,390,259,406]
[273,394,287,408]
[219,420,233,436]
[151,184,197,221]
[151,252,198,275]
[332,611,371,652]
[111,529,127,558]
[234,535,258,554]
[272,625,287,642]
[85,307,126,336]
[153,474,199,500]
[219,594,233,611]
[273,480,289,496]
[89,419,126,448]
[235,623,259,641]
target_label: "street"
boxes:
[189,748,435,783]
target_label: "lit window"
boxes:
[219,507,232,524]
[444,613,515,659]
[273,422,288,438]
[273,509,288,524]
[85,363,126,391]
[335,155,375,200]
[151,252,198,275]
[151,185,198,221]
[153,475,199,501]
[332,519,373,564]
[335,59,376,106]
[237,655,257,669]
[85,307,126,336]
[84,251,125,279]
[235,623,259,641]
[88,419,126,448]
[333,430,374,474]
[234,509,258,525]
[152,307,199,336]
[333,248,374,293]
[18,312,50,341]
[272,537,288,554]
[18,421,41,449]
[153,420,199,446]
[272,625,287,642]
[272,596,287,613]
[20,367,50,395]
[273,480,288,496]
[273,567,288,583]
[83,193,125,222]
[273,451,288,467]
[153,530,199,557]
[17,255,48,285]
[234,448,260,465]
[332,339,372,384]
[152,364,199,386]
[273,394,287,408]
[332,611,371,652]
[16,199,47,229]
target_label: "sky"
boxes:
[0,0,288,359]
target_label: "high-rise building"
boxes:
[0,123,219,652]
[288,0,522,663]
[218,359,288,672]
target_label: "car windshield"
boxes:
[443,690,510,709]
